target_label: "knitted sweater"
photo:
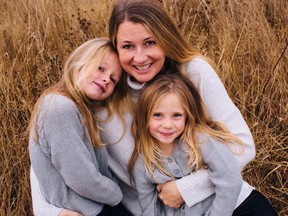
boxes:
[134,134,245,216]
[29,94,122,216]
[30,58,255,216]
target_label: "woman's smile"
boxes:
[116,21,165,83]
[134,63,152,72]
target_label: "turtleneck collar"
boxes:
[126,75,146,90]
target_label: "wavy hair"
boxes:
[28,38,128,148]
[108,0,215,74]
[128,73,244,181]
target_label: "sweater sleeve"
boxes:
[30,166,63,216]
[133,156,168,216]
[43,95,122,205]
[175,58,255,207]
[200,136,243,216]
[133,156,158,215]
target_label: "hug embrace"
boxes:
[29,0,278,215]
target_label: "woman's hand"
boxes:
[157,181,184,208]
[58,209,83,216]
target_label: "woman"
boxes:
[30,0,255,215]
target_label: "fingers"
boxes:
[156,184,163,192]
[158,196,182,209]
[58,209,83,216]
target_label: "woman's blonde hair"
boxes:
[108,0,218,120]
[128,73,244,181]
[28,38,128,148]
[109,0,214,74]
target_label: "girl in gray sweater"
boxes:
[129,73,278,216]
[28,38,127,216]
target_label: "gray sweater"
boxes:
[133,134,243,216]
[30,58,255,216]
[29,94,122,216]
[98,58,255,215]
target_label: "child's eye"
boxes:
[98,66,104,72]
[110,77,116,84]
[153,113,162,118]
[174,113,183,118]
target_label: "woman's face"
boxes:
[77,51,122,101]
[116,21,165,83]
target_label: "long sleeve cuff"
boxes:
[175,169,215,207]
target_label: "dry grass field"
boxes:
[0,0,287,215]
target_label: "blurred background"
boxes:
[0,0,287,215]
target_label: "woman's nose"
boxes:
[133,48,147,63]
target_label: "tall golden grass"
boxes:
[0,0,287,215]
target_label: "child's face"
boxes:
[78,51,122,101]
[148,93,186,151]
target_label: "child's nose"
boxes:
[102,74,110,83]
[162,119,172,128]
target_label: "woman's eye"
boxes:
[98,66,104,72]
[146,40,156,46]
[123,44,132,49]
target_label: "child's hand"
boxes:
[58,209,83,216]
[157,181,184,209]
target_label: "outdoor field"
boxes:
[0,0,287,215]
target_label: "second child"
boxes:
[129,73,278,216]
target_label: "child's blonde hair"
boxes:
[28,38,128,148]
[129,73,244,180]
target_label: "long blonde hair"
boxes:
[28,38,128,148]
[128,73,244,181]
[109,0,215,74]
[108,0,216,117]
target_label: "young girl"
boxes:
[29,38,127,216]
[129,73,278,216]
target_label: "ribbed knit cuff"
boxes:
[175,169,215,207]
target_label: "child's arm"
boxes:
[133,156,162,216]
[44,96,123,205]
[199,135,243,216]
[172,110,252,207]
[30,95,122,214]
